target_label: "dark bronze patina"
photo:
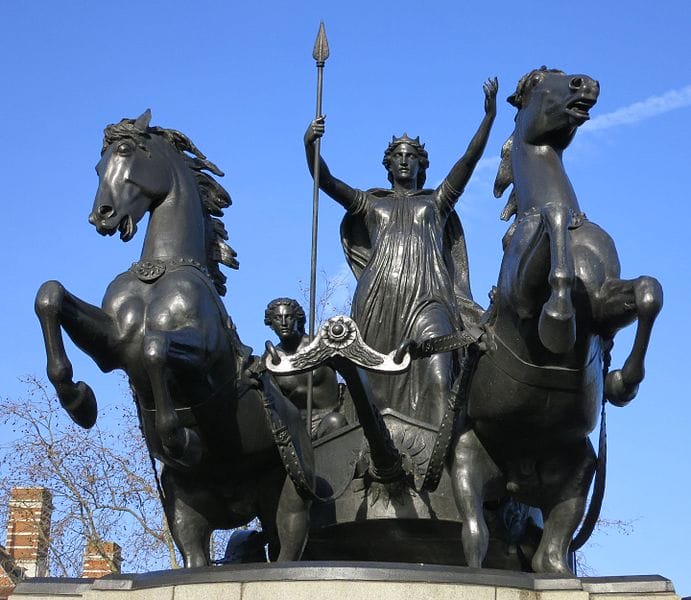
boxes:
[264,297,347,438]
[304,79,497,427]
[34,111,313,567]
[34,53,662,575]
[306,22,331,431]
[449,68,663,573]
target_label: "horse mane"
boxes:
[507,66,566,109]
[493,134,516,222]
[103,120,239,296]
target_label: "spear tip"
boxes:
[312,21,330,63]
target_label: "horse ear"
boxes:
[134,109,152,131]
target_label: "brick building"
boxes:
[0,487,122,599]
[82,541,122,579]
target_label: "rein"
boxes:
[570,349,610,553]
[402,326,482,492]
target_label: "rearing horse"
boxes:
[35,110,310,566]
[450,69,662,573]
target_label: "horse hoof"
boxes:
[538,308,576,354]
[531,551,573,575]
[605,369,638,407]
[57,381,97,429]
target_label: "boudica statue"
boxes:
[34,68,662,575]
[289,67,662,573]
[291,79,547,564]
[34,110,314,567]
[263,297,347,438]
[304,78,497,428]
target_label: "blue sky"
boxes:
[1,0,689,592]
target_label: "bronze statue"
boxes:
[32,56,664,574]
[34,111,312,567]
[450,69,663,574]
[264,297,347,438]
[304,79,497,426]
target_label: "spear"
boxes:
[307,22,329,433]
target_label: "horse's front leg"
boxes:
[538,205,576,354]
[142,327,208,467]
[35,280,120,428]
[598,276,663,406]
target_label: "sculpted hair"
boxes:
[264,298,306,334]
[383,134,429,188]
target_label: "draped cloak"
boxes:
[340,187,483,424]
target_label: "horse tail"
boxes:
[570,384,608,551]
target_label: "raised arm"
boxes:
[304,116,360,210]
[440,78,498,204]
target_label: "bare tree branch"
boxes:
[0,376,179,574]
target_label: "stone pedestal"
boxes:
[10,563,681,600]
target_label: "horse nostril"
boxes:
[98,205,115,219]
[570,77,583,90]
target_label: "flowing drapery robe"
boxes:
[341,185,481,425]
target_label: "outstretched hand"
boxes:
[483,77,498,115]
[304,115,326,145]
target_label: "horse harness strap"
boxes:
[488,331,600,391]
[404,325,481,492]
[420,344,480,492]
[410,326,483,359]
[130,258,211,283]
[131,256,252,415]
[511,204,587,227]
[261,373,326,501]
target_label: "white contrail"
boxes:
[583,84,691,132]
[441,84,691,190]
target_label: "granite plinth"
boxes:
[11,563,680,600]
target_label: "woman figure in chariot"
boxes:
[304,78,497,426]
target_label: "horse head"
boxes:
[89,109,176,241]
[508,67,599,150]
[494,68,601,216]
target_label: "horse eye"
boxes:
[116,142,133,155]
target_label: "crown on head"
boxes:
[388,133,424,151]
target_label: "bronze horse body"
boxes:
[35,111,310,567]
[450,69,662,573]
